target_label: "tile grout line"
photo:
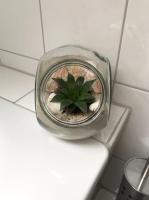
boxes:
[100,183,117,196]
[38,0,46,53]
[0,48,39,61]
[0,95,35,113]
[115,81,149,93]
[0,95,14,104]
[14,89,34,103]
[112,0,129,96]
[112,154,126,163]
[15,103,35,114]
[0,64,35,77]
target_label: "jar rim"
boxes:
[39,59,105,127]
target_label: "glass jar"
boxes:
[35,45,111,140]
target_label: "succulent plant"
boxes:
[51,73,96,113]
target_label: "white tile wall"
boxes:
[0,50,38,75]
[41,0,126,78]
[0,0,44,58]
[116,0,149,91]
[113,84,149,160]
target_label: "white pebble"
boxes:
[89,101,100,112]
[47,93,61,114]
[48,93,56,101]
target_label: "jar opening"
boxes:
[40,61,104,126]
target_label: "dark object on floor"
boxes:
[116,157,149,200]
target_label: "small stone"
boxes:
[92,80,102,94]
[52,67,68,79]
[68,66,85,78]
[89,101,100,112]
[48,93,56,101]
[46,80,58,93]
[47,93,61,114]
[85,69,95,80]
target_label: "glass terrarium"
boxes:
[35,45,111,140]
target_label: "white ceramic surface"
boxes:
[16,90,35,111]
[41,0,126,78]
[102,156,124,193]
[116,0,149,90]
[0,98,108,200]
[0,0,43,58]
[113,84,149,161]
[0,66,35,102]
[95,189,115,200]
[0,50,38,75]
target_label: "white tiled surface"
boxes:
[0,66,35,102]
[102,156,124,193]
[116,0,149,90]
[16,91,35,111]
[0,50,38,75]
[0,98,108,200]
[41,0,126,78]
[0,0,43,58]
[95,189,116,200]
[113,84,149,161]
[16,88,129,150]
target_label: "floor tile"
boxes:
[101,156,124,193]
[0,66,35,102]
[95,189,116,200]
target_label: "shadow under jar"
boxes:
[35,45,111,140]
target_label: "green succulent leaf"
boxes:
[60,99,73,111]
[67,104,76,113]
[78,93,94,102]
[51,74,96,113]
[52,78,68,88]
[50,94,64,102]
[67,73,75,85]
[75,101,87,113]
[82,79,96,91]
[76,76,84,86]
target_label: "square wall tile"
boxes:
[116,0,149,90]
[41,0,126,78]
[113,83,149,161]
[0,0,43,58]
[0,66,35,102]
[102,156,124,193]
[0,50,38,75]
